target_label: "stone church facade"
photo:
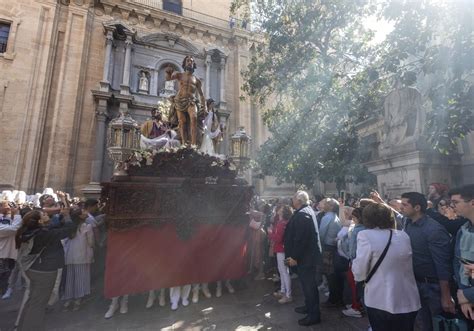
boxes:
[0,0,283,197]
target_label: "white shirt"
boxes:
[64,223,94,264]
[352,229,421,314]
[0,214,22,260]
[336,226,350,259]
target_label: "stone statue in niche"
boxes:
[383,87,423,147]
[138,71,149,94]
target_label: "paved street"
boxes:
[0,277,369,331]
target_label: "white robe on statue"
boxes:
[199,112,221,156]
[140,130,180,150]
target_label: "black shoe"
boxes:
[322,300,344,308]
[298,316,321,326]
[295,306,308,314]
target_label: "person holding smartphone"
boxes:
[449,185,474,321]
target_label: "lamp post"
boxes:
[107,108,141,177]
[230,126,251,181]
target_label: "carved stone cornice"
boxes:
[115,92,134,105]
[91,89,113,101]
[59,0,94,9]
[96,0,260,49]
[135,32,201,56]
[133,65,157,73]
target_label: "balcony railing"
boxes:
[130,0,257,32]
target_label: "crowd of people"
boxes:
[0,188,239,331]
[248,183,474,330]
[0,189,107,330]
[1,182,474,331]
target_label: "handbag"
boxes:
[433,314,470,331]
[365,230,392,284]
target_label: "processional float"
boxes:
[102,91,252,298]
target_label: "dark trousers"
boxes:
[367,306,418,331]
[297,265,321,321]
[0,258,15,294]
[17,269,58,331]
[328,254,347,303]
[417,282,442,331]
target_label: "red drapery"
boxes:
[104,223,249,298]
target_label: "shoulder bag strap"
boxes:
[365,230,393,284]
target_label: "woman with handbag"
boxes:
[15,208,78,331]
[352,203,421,331]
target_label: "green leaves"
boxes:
[232,0,473,189]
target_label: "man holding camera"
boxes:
[284,190,322,326]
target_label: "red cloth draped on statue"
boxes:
[104,223,249,298]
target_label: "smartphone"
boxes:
[340,191,346,201]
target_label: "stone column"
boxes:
[120,35,133,95]
[91,100,109,183]
[219,58,226,104]
[205,54,211,99]
[83,98,110,198]
[100,30,114,92]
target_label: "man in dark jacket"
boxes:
[284,190,322,326]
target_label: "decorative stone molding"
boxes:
[96,0,262,53]
[136,31,201,56]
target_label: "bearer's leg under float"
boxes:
[192,284,199,303]
[104,295,129,319]
[159,288,166,306]
[216,280,235,297]
[201,283,212,298]
[146,290,156,309]
[146,289,167,308]
[170,285,191,310]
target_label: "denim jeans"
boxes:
[416,282,442,331]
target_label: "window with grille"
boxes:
[0,22,10,53]
[163,0,182,15]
